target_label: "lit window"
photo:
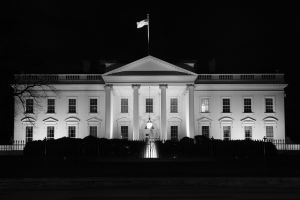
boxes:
[266,126,274,139]
[244,98,252,113]
[90,99,97,113]
[25,126,33,142]
[89,126,97,137]
[47,126,54,140]
[265,98,274,113]
[222,98,230,113]
[170,98,178,113]
[121,98,128,113]
[223,126,231,140]
[202,126,209,138]
[171,126,178,141]
[25,99,33,113]
[244,126,252,140]
[121,126,128,140]
[146,98,153,113]
[201,98,209,113]
[68,126,76,138]
[68,99,76,113]
[47,99,55,113]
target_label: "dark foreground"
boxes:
[1,177,300,199]
[1,153,300,199]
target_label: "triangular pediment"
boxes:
[104,56,196,76]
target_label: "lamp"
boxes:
[145,86,153,130]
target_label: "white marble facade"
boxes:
[13,56,287,142]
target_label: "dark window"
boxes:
[90,99,97,113]
[47,99,55,113]
[223,126,231,140]
[202,126,209,138]
[25,126,33,142]
[222,98,230,113]
[47,126,54,139]
[266,126,274,139]
[121,98,128,113]
[171,126,178,141]
[68,99,76,113]
[68,126,76,138]
[265,98,274,113]
[89,126,97,137]
[146,98,153,113]
[244,126,252,140]
[170,98,178,113]
[244,98,252,113]
[25,99,33,113]
[121,126,128,140]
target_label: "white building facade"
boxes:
[13,56,287,142]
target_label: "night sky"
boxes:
[0,1,299,142]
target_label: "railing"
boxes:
[0,140,25,151]
[14,74,104,83]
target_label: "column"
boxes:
[187,84,195,138]
[104,84,113,139]
[159,84,168,140]
[132,84,140,140]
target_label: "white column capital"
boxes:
[104,84,113,90]
[159,84,168,89]
[186,84,195,89]
[131,84,141,90]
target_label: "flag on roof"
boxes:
[137,19,149,28]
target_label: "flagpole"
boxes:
[147,13,150,55]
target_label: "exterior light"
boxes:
[146,118,153,129]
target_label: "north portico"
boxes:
[13,55,287,142]
[102,56,198,140]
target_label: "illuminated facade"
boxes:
[13,56,287,142]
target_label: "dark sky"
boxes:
[0,1,299,142]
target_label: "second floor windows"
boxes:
[90,98,97,113]
[121,98,128,113]
[47,99,55,113]
[170,98,178,113]
[201,98,209,113]
[244,98,252,113]
[222,98,230,113]
[265,98,274,113]
[68,99,76,113]
[146,98,153,113]
[25,99,33,113]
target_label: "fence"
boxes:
[0,139,300,153]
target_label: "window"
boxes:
[47,126,54,140]
[244,126,252,140]
[25,126,33,142]
[68,126,76,138]
[201,98,209,113]
[121,98,128,113]
[25,99,33,113]
[265,98,274,113]
[223,126,231,140]
[244,98,252,113]
[47,99,55,113]
[68,99,76,113]
[90,98,97,113]
[202,126,209,138]
[222,98,230,113]
[146,98,153,113]
[89,126,97,137]
[121,126,128,140]
[266,126,274,139]
[170,98,178,113]
[171,126,178,141]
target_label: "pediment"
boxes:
[43,117,58,123]
[21,117,36,123]
[103,56,197,76]
[116,117,131,122]
[219,116,234,121]
[197,117,212,122]
[168,117,182,122]
[87,117,102,122]
[241,117,256,122]
[263,116,278,121]
[65,116,80,122]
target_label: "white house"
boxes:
[13,56,287,142]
